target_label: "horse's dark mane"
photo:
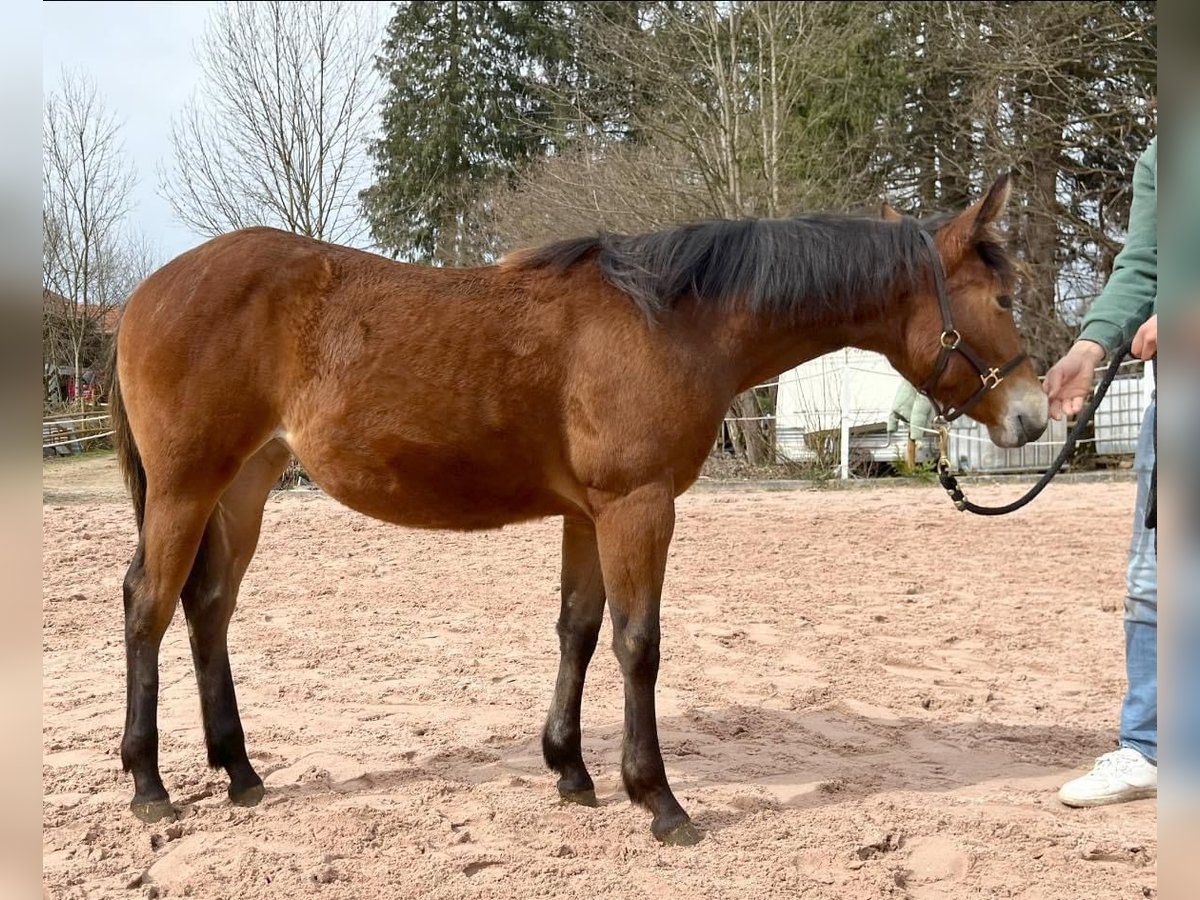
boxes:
[507,211,1013,322]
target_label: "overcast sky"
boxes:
[43,1,389,264]
[43,2,217,261]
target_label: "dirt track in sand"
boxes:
[43,455,1156,899]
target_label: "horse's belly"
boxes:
[296,441,577,530]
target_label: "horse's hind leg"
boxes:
[543,516,606,806]
[122,490,220,823]
[180,440,290,806]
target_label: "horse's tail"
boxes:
[108,332,146,531]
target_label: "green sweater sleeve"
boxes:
[1078,137,1157,354]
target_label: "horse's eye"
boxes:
[996,294,1013,310]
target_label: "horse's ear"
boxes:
[938,171,1013,264]
[880,201,904,223]
[971,171,1012,235]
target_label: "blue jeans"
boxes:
[1120,398,1157,763]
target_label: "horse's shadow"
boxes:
[238,703,1114,831]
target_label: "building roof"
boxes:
[43,288,122,334]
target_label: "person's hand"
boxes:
[1132,314,1158,360]
[1043,340,1106,421]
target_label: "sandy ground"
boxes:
[43,454,1156,899]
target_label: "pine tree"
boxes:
[361,0,549,263]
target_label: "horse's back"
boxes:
[117,228,590,526]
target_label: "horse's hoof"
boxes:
[229,782,265,808]
[656,820,704,846]
[557,787,599,808]
[130,798,175,824]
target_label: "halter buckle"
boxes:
[934,416,951,472]
[940,330,961,349]
[980,367,1004,390]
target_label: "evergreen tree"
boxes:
[361,1,549,263]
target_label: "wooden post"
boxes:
[839,350,850,479]
[906,438,917,470]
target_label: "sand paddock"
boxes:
[43,455,1155,899]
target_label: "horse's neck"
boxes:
[718,302,907,394]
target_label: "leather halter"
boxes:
[915,229,1027,425]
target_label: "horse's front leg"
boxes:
[593,483,700,845]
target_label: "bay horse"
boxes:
[108,173,1047,844]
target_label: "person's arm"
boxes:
[1045,138,1156,419]
[1078,137,1157,356]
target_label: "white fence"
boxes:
[742,349,1152,478]
[43,410,113,455]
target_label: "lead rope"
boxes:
[935,338,1134,516]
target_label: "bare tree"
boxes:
[479,139,711,253]
[43,71,146,410]
[159,1,380,244]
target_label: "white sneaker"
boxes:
[1058,747,1157,807]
